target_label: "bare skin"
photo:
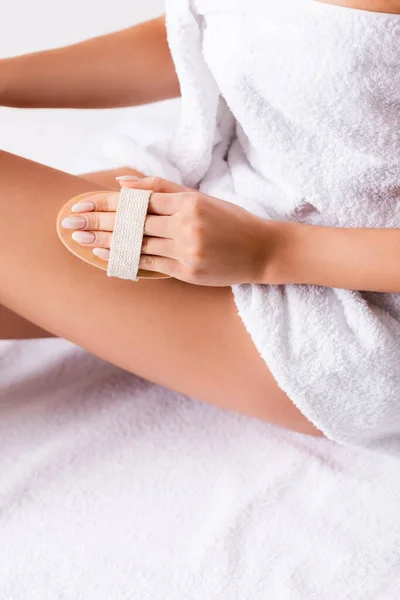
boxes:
[0,16,323,437]
[2,0,399,436]
[0,150,322,436]
[315,0,400,13]
[0,166,143,340]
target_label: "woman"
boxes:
[1,1,399,445]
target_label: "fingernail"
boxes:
[115,175,141,181]
[93,248,110,260]
[71,200,95,213]
[72,231,95,244]
[61,216,87,229]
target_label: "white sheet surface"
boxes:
[2,102,400,598]
[2,338,400,599]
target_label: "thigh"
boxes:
[0,166,145,340]
[0,150,321,436]
[0,305,54,339]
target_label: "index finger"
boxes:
[70,190,183,217]
[147,192,184,216]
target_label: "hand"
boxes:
[64,175,278,286]
[117,176,274,286]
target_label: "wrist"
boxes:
[0,59,13,105]
[0,60,6,102]
[257,220,311,285]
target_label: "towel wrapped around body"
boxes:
[119,0,400,454]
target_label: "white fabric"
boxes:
[2,338,400,599]
[117,0,400,455]
[107,187,151,281]
[4,4,400,596]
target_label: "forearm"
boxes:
[0,16,180,109]
[265,221,400,293]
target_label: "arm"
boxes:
[70,174,400,292]
[316,0,400,15]
[0,15,180,109]
[264,221,400,293]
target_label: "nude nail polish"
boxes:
[61,216,87,229]
[71,200,95,213]
[72,231,95,244]
[115,175,141,181]
[93,248,110,260]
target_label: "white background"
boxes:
[0,0,166,171]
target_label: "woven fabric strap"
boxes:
[107,187,152,281]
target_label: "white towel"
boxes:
[2,337,400,598]
[114,0,400,456]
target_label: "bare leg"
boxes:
[0,305,54,339]
[0,150,321,435]
[0,166,143,340]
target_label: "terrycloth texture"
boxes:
[107,188,152,280]
[118,0,400,455]
[2,337,400,599]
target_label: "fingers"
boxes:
[69,223,177,260]
[71,230,112,249]
[141,236,177,257]
[92,249,178,278]
[119,176,197,215]
[143,214,175,238]
[75,237,179,279]
[62,212,116,232]
[71,189,185,217]
[71,192,120,213]
[61,176,194,276]
[63,211,175,239]
[118,175,193,194]
[148,192,182,216]
[138,254,178,276]
[70,230,175,256]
